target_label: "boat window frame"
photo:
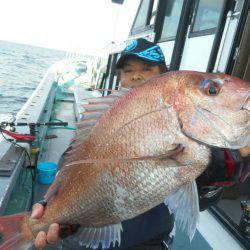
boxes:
[158,0,186,43]
[108,53,118,91]
[129,0,156,36]
[100,54,112,93]
[167,0,196,70]
[189,0,226,38]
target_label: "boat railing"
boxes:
[0,65,57,214]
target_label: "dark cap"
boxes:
[116,38,166,69]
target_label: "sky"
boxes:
[0,0,140,54]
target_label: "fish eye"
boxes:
[201,79,221,96]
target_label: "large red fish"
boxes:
[0,71,249,249]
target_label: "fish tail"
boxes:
[0,212,33,250]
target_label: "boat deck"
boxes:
[33,99,76,204]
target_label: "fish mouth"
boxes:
[193,105,250,148]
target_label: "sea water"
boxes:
[0,40,66,122]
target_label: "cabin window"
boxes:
[159,0,184,41]
[149,0,159,26]
[191,0,225,35]
[133,0,151,30]
[130,0,156,35]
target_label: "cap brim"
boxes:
[116,54,162,69]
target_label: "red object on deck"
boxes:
[0,128,36,141]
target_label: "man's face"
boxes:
[119,58,161,88]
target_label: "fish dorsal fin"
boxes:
[79,111,104,120]
[62,88,131,169]
[164,181,199,241]
[76,87,130,130]
[44,88,130,202]
[75,118,98,129]
[65,103,181,169]
[72,223,123,249]
[82,87,130,105]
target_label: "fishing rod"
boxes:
[0,121,68,128]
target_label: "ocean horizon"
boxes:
[0,40,66,122]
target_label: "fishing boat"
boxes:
[0,0,249,249]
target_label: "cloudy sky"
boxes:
[0,0,139,53]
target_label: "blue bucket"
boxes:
[37,162,58,185]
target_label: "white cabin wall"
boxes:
[158,41,175,66]
[179,34,215,72]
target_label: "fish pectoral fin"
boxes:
[158,144,185,160]
[164,181,199,241]
[129,143,184,161]
[65,87,131,166]
[72,223,123,249]
[64,143,185,168]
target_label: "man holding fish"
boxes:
[0,38,249,250]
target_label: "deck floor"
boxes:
[33,99,76,204]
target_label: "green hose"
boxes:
[48,126,76,130]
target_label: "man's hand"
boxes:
[31,203,60,248]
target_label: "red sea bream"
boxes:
[0,71,249,249]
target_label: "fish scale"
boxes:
[0,71,249,249]
[34,71,249,232]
